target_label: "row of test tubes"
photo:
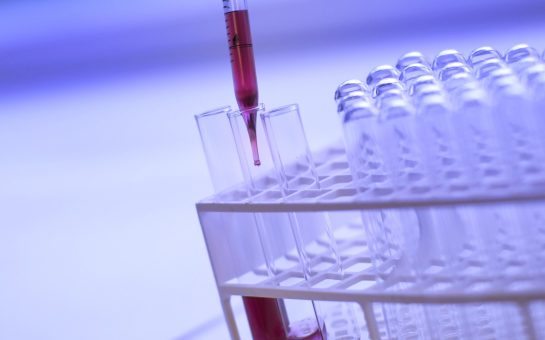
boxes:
[196,104,364,339]
[334,44,545,340]
[337,44,545,198]
[335,44,545,278]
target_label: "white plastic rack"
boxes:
[197,145,545,340]
[196,44,545,339]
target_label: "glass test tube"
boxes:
[230,104,326,340]
[195,106,244,195]
[195,105,289,340]
[261,104,341,277]
[223,0,261,165]
[264,104,356,339]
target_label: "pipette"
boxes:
[223,0,261,166]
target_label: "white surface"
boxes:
[0,19,544,340]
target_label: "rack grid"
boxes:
[197,145,545,340]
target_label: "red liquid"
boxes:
[225,10,260,166]
[243,297,287,339]
[288,318,325,340]
[243,298,325,340]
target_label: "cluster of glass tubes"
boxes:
[336,44,545,198]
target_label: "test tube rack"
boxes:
[196,44,545,339]
[196,143,545,340]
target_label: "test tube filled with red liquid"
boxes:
[223,0,261,166]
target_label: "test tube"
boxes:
[378,99,434,194]
[336,90,369,113]
[437,62,471,82]
[231,104,329,339]
[195,106,244,196]
[373,78,404,98]
[432,49,466,70]
[504,43,540,64]
[341,100,417,275]
[468,46,502,67]
[474,58,506,80]
[341,100,393,196]
[195,105,288,340]
[261,104,342,278]
[334,79,368,104]
[441,72,473,93]
[399,63,433,88]
[408,74,437,96]
[366,65,400,87]
[396,51,430,71]
[261,104,319,191]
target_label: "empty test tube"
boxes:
[399,63,433,87]
[411,83,444,108]
[377,99,435,194]
[261,104,320,192]
[373,78,404,98]
[408,74,437,96]
[504,43,540,64]
[521,63,545,85]
[336,90,369,113]
[396,51,430,70]
[433,49,467,70]
[375,88,406,110]
[335,79,368,103]
[468,46,502,67]
[442,72,474,92]
[510,56,541,73]
[438,62,471,82]
[262,104,351,338]
[366,65,400,87]
[340,100,417,275]
[341,100,393,195]
[475,58,506,80]
[195,106,244,195]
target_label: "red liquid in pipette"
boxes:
[225,9,260,166]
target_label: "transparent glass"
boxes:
[366,64,400,87]
[261,104,318,191]
[373,78,404,98]
[228,104,277,193]
[222,0,248,12]
[432,49,466,70]
[194,106,246,197]
[468,46,502,67]
[438,62,471,82]
[334,79,368,104]
[396,51,430,71]
[504,43,540,64]
[262,104,365,337]
[474,58,506,80]
[261,103,342,277]
[399,63,433,87]
[230,104,330,339]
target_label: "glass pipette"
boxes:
[223,0,261,166]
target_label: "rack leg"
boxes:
[519,302,537,340]
[221,297,241,340]
[361,302,381,340]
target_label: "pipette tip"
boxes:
[254,159,261,166]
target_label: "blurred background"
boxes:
[1,0,544,339]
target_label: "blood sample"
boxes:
[224,0,260,165]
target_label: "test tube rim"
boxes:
[194,105,232,119]
[226,103,266,118]
[263,103,300,118]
